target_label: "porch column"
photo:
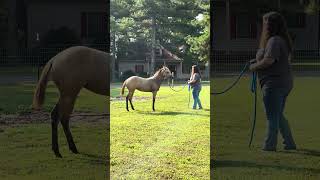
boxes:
[179,62,183,79]
[8,0,18,55]
[226,0,230,40]
[318,0,320,51]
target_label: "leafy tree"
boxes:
[186,2,210,62]
[110,0,210,68]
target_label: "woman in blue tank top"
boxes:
[188,65,203,109]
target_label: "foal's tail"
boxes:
[32,61,53,110]
[120,81,126,96]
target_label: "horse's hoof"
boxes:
[70,148,79,154]
[54,152,63,158]
[126,109,129,112]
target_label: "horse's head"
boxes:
[160,66,172,80]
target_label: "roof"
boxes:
[144,45,183,62]
[160,45,182,61]
[118,43,183,62]
[26,0,106,3]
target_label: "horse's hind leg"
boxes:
[128,90,135,110]
[126,95,129,111]
[152,91,158,111]
[59,95,79,154]
[51,103,62,158]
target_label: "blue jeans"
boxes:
[192,86,202,109]
[262,87,296,150]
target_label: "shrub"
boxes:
[41,26,80,47]
[120,70,136,82]
[138,72,148,78]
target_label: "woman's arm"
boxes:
[249,57,275,71]
[188,74,198,84]
[188,79,197,84]
[250,37,280,71]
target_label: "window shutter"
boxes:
[230,14,236,39]
[81,13,87,38]
[250,15,257,39]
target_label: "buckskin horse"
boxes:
[121,66,172,111]
[32,46,109,158]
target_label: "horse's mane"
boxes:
[151,68,163,78]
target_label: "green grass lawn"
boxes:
[0,83,108,180]
[110,84,210,179]
[0,83,107,114]
[212,76,320,180]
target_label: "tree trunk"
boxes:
[151,15,156,74]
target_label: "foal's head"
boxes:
[156,66,172,80]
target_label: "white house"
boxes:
[117,44,209,80]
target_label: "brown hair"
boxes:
[259,12,293,52]
[191,65,201,78]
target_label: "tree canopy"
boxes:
[110,0,210,64]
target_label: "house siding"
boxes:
[213,5,259,51]
[291,14,319,50]
[213,1,319,51]
[118,61,148,75]
[27,2,107,47]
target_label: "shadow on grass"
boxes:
[80,152,106,165]
[134,109,210,117]
[279,148,320,157]
[212,159,320,173]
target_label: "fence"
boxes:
[211,49,320,76]
[0,44,108,84]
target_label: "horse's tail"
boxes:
[120,80,126,96]
[32,61,53,110]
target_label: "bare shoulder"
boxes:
[268,36,283,43]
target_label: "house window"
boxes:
[135,65,144,73]
[237,14,250,38]
[283,12,305,28]
[155,47,162,57]
[231,13,257,39]
[182,64,191,74]
[168,65,176,76]
[81,12,107,39]
[0,13,7,31]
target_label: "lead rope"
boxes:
[211,62,250,95]
[249,71,257,148]
[210,60,258,148]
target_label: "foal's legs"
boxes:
[128,90,135,110]
[126,90,135,111]
[51,103,61,158]
[126,95,129,111]
[152,91,158,111]
[59,95,78,154]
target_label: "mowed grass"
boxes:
[0,83,107,114]
[110,84,210,179]
[0,83,108,180]
[212,76,320,180]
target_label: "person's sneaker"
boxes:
[284,145,296,150]
[199,107,203,109]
